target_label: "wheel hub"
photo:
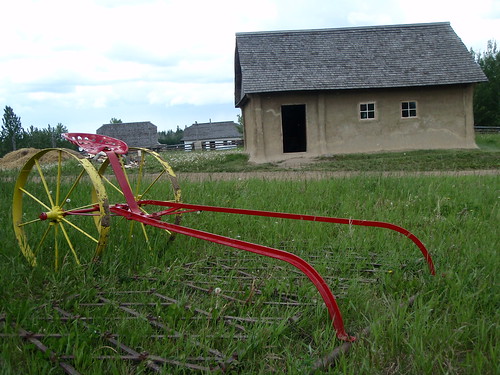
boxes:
[39,206,64,222]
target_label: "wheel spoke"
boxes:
[60,217,99,243]
[54,225,59,271]
[34,159,55,207]
[56,150,62,205]
[140,223,153,251]
[64,202,101,214]
[120,155,133,189]
[35,225,52,256]
[102,174,124,196]
[17,217,42,227]
[127,220,136,240]
[135,152,145,197]
[19,187,50,210]
[59,223,81,265]
[60,169,86,210]
[139,170,166,200]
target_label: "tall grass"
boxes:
[1,171,498,373]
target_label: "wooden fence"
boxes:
[150,140,244,152]
[474,126,500,133]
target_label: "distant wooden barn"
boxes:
[181,121,242,150]
[96,122,158,148]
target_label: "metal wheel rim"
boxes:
[12,149,109,270]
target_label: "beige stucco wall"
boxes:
[242,85,477,163]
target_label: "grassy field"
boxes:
[0,135,498,374]
[160,133,500,173]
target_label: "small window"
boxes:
[360,103,376,120]
[402,101,417,118]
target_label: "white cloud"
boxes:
[396,0,498,50]
[0,0,497,133]
[347,12,395,26]
[147,81,234,106]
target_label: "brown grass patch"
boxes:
[0,148,82,170]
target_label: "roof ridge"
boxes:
[192,121,236,126]
[236,21,451,37]
[101,121,155,126]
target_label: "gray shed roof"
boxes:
[181,121,242,142]
[235,22,487,106]
[96,121,158,148]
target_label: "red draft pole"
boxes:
[110,205,356,342]
[139,201,436,276]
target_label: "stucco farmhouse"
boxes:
[235,22,487,163]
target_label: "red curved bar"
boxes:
[139,201,435,276]
[110,205,356,342]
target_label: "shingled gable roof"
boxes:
[181,121,242,142]
[97,121,156,132]
[234,22,487,106]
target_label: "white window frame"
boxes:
[359,102,376,120]
[401,101,418,118]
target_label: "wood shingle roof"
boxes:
[96,121,158,148]
[181,121,242,142]
[235,22,487,106]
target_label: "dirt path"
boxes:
[178,169,500,182]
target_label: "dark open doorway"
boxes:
[281,104,307,153]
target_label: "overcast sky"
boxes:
[1,0,498,134]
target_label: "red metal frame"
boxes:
[60,133,436,342]
[110,204,355,341]
[137,200,436,276]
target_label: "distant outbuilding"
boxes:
[96,121,158,148]
[235,22,488,163]
[181,121,243,150]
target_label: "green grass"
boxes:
[476,133,500,151]
[0,138,499,373]
[160,133,500,173]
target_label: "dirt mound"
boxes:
[0,148,82,170]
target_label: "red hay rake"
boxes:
[12,133,435,342]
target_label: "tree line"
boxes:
[0,106,74,157]
[158,126,184,145]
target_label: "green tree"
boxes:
[1,106,23,155]
[110,117,122,124]
[46,123,70,147]
[158,126,184,145]
[472,40,500,126]
[24,125,47,149]
[236,114,244,135]
[22,123,72,150]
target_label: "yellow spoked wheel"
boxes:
[96,148,181,248]
[12,149,110,270]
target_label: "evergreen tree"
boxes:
[1,106,23,155]
[158,126,184,145]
